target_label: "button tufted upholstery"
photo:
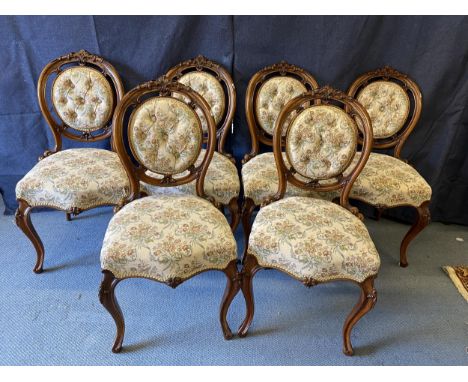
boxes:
[286,105,357,180]
[357,81,410,139]
[175,72,225,133]
[248,197,380,282]
[100,195,237,281]
[242,152,332,206]
[52,67,114,132]
[129,97,202,175]
[15,148,129,211]
[141,149,240,205]
[255,76,307,136]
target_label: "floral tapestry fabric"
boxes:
[175,72,226,133]
[342,152,432,208]
[248,197,380,283]
[286,105,357,180]
[255,76,307,136]
[100,195,237,281]
[242,152,332,206]
[129,97,202,175]
[15,148,129,210]
[52,67,114,132]
[141,150,240,205]
[357,81,410,139]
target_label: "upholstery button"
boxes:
[66,110,77,120]
[75,96,85,106]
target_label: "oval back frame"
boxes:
[165,55,236,158]
[37,49,125,159]
[270,86,374,218]
[243,61,320,164]
[347,66,422,159]
[112,76,217,206]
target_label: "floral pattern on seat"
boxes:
[100,195,237,281]
[141,150,240,205]
[15,148,129,210]
[248,197,380,283]
[343,152,432,208]
[242,152,332,206]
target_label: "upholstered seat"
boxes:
[249,197,380,283]
[242,152,328,206]
[347,152,432,208]
[239,88,379,356]
[343,67,432,268]
[16,148,129,211]
[101,195,237,282]
[98,78,240,354]
[142,149,240,205]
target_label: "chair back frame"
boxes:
[165,55,236,157]
[37,49,125,160]
[112,76,217,206]
[269,86,374,217]
[243,61,320,164]
[347,66,422,159]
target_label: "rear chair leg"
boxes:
[342,277,377,356]
[15,199,45,274]
[99,270,125,353]
[399,201,431,267]
[241,198,256,264]
[227,197,241,232]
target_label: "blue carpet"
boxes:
[0,196,467,365]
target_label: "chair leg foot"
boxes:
[399,201,431,267]
[15,200,45,274]
[241,198,256,264]
[99,270,125,353]
[220,260,241,340]
[227,197,241,232]
[238,254,260,338]
[342,277,377,356]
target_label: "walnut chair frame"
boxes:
[347,66,429,267]
[239,86,378,356]
[15,50,125,273]
[241,61,320,262]
[100,77,240,353]
[165,55,240,231]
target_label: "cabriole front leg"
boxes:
[99,270,125,353]
[15,199,45,273]
[219,260,241,340]
[342,276,377,356]
[238,254,260,338]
